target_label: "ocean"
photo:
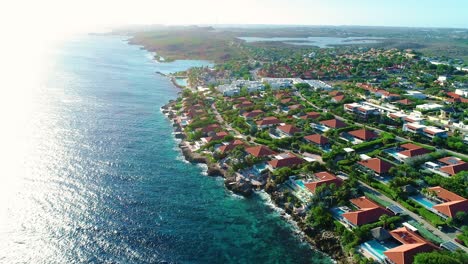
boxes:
[0,35,331,264]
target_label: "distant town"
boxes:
[161,43,468,264]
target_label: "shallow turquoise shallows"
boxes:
[0,35,331,264]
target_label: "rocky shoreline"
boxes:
[161,101,349,263]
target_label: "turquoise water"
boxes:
[296,180,306,189]
[0,35,331,263]
[411,195,437,209]
[174,77,188,87]
[361,239,396,262]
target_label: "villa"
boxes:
[245,145,277,158]
[201,131,229,144]
[344,103,379,117]
[437,157,468,176]
[303,172,342,193]
[276,124,302,137]
[299,111,321,120]
[217,140,245,154]
[358,158,393,177]
[345,129,378,143]
[395,143,431,161]
[383,226,438,264]
[319,119,347,129]
[342,196,393,227]
[243,109,264,119]
[267,153,304,171]
[256,117,282,129]
[427,186,468,219]
[304,134,329,147]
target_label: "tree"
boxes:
[379,214,390,229]
[414,251,465,264]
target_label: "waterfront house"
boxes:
[304,134,329,147]
[245,145,277,158]
[303,172,342,193]
[383,226,437,264]
[427,186,468,219]
[267,153,304,171]
[256,117,282,129]
[201,131,229,144]
[217,140,245,154]
[342,196,393,227]
[357,158,393,177]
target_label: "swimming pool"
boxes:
[330,207,348,218]
[296,180,306,189]
[410,195,437,209]
[361,239,396,262]
[253,163,267,174]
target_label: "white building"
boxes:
[405,91,427,99]
[455,88,468,98]
[305,80,333,91]
[416,103,443,111]
[217,84,240,96]
[261,78,294,90]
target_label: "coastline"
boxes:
[161,101,347,263]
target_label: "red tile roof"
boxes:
[217,140,245,154]
[358,158,393,174]
[320,119,347,129]
[332,95,345,102]
[396,99,413,105]
[243,109,264,118]
[329,91,344,96]
[203,131,229,142]
[398,148,431,158]
[300,112,321,120]
[438,156,464,165]
[342,196,393,226]
[280,98,293,104]
[234,101,254,108]
[256,117,281,127]
[304,172,342,193]
[348,129,378,141]
[439,162,468,176]
[277,124,302,135]
[400,143,422,150]
[200,124,221,134]
[428,186,468,218]
[268,154,304,169]
[245,145,277,157]
[304,134,329,145]
[384,227,437,264]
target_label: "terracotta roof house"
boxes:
[384,227,437,264]
[300,112,321,120]
[358,158,394,176]
[304,134,329,146]
[304,172,342,193]
[245,145,277,158]
[243,109,264,119]
[332,95,345,103]
[397,143,431,160]
[277,124,302,137]
[234,101,254,109]
[287,104,304,111]
[427,186,468,218]
[342,196,393,227]
[199,124,222,135]
[348,129,378,141]
[267,153,304,170]
[217,140,245,154]
[329,91,344,96]
[437,157,468,176]
[280,97,294,105]
[320,119,347,129]
[395,99,413,105]
[256,117,282,128]
[202,131,229,143]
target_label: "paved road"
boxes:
[359,181,468,252]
